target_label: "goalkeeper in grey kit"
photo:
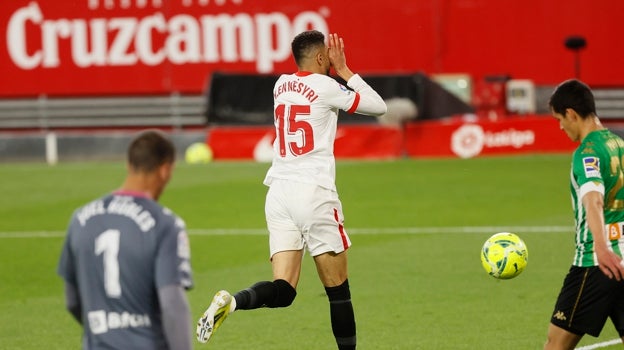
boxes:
[58,130,194,350]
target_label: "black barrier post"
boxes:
[564,35,586,79]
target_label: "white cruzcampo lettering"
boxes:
[136,13,167,66]
[77,200,106,226]
[6,2,329,72]
[167,14,201,64]
[255,12,291,73]
[40,17,71,68]
[71,18,108,67]
[107,18,138,66]
[7,2,43,70]
[107,196,156,232]
[201,13,255,63]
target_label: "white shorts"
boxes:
[265,179,352,258]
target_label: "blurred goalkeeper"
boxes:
[58,130,193,350]
[196,30,386,349]
[545,80,624,349]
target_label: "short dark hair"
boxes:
[127,130,175,172]
[549,79,596,118]
[291,30,325,67]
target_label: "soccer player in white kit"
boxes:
[197,30,387,349]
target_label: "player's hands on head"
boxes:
[327,33,354,81]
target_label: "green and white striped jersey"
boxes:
[570,129,624,266]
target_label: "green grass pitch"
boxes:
[1,155,622,349]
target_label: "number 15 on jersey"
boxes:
[274,104,314,157]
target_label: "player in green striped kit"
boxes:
[545,79,624,350]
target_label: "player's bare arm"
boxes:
[327,33,354,81]
[582,190,624,280]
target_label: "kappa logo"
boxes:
[553,311,567,321]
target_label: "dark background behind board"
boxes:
[205,72,473,125]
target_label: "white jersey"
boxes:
[264,72,386,190]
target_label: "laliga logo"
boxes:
[451,124,484,159]
[451,124,535,158]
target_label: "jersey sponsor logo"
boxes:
[88,310,152,335]
[607,222,622,241]
[177,230,191,259]
[582,156,600,178]
[338,83,350,93]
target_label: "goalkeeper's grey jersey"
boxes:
[58,191,193,349]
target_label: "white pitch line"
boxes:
[0,225,573,238]
[576,338,622,350]
[0,224,614,350]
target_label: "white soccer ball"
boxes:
[481,232,528,279]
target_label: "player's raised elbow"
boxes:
[369,102,388,117]
[353,96,387,117]
[375,104,388,117]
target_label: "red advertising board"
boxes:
[206,116,576,161]
[1,0,623,97]
[404,115,577,158]
[208,124,403,161]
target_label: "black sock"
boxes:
[233,279,296,310]
[233,281,275,310]
[325,279,356,350]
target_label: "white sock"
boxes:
[229,297,237,313]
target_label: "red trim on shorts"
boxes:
[347,92,360,114]
[333,208,349,250]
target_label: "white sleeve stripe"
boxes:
[579,181,605,200]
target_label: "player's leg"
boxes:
[608,279,624,348]
[314,251,355,350]
[543,323,582,350]
[544,266,614,350]
[197,252,302,343]
[314,250,348,286]
[232,249,302,310]
[228,179,306,311]
[197,181,302,343]
[196,290,234,343]
[229,178,305,310]
[305,185,355,350]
